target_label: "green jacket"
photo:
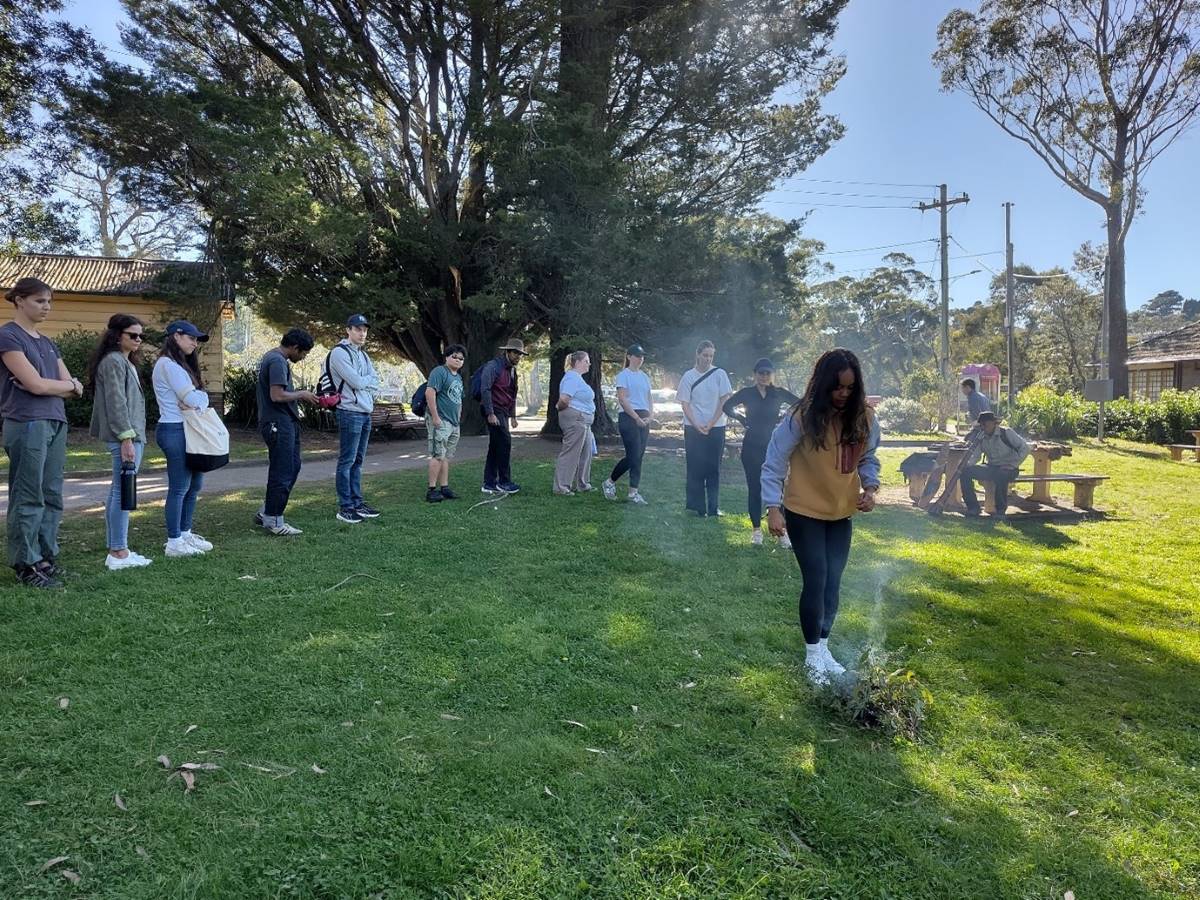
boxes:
[89,352,147,443]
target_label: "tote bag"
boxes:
[181,407,230,472]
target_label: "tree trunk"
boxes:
[524,358,543,415]
[1105,203,1129,397]
[541,345,568,438]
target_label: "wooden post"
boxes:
[1030,450,1053,503]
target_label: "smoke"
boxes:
[858,562,896,668]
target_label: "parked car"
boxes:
[650,388,684,422]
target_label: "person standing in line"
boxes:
[87,313,152,570]
[152,320,215,558]
[328,313,382,524]
[602,344,653,505]
[553,350,596,496]
[677,340,732,517]
[424,344,466,503]
[960,378,991,424]
[479,338,526,494]
[723,357,800,548]
[0,277,83,588]
[761,348,881,685]
[255,328,318,536]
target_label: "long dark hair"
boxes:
[86,314,144,396]
[793,348,869,449]
[5,276,52,305]
[158,332,205,389]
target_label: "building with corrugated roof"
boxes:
[1126,320,1200,400]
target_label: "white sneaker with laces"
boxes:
[628,491,648,505]
[267,521,303,536]
[128,551,153,565]
[819,641,846,676]
[751,528,763,546]
[181,531,213,552]
[601,479,617,500]
[804,646,831,686]
[105,553,151,571]
[165,537,203,558]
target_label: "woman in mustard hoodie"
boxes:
[761,348,881,685]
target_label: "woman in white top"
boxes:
[553,350,596,495]
[152,321,214,558]
[677,340,732,517]
[602,343,653,504]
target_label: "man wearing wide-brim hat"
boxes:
[477,338,527,494]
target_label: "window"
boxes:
[1130,367,1173,401]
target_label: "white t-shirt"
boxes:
[559,370,595,415]
[677,366,732,428]
[615,368,652,411]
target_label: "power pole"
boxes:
[918,184,970,423]
[1004,202,1015,409]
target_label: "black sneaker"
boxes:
[37,559,67,578]
[425,487,443,503]
[438,486,458,500]
[355,504,381,518]
[336,508,364,524]
[254,511,265,526]
[481,483,499,495]
[497,481,521,494]
[17,565,62,589]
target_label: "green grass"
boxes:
[2,443,1198,897]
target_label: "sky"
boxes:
[62,0,1199,311]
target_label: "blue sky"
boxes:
[65,0,1198,310]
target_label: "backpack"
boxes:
[316,346,348,409]
[470,361,490,402]
[410,381,429,417]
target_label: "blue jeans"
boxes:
[104,440,145,551]
[261,418,301,524]
[155,423,204,539]
[335,409,371,509]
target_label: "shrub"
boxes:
[1008,385,1086,439]
[222,366,258,427]
[1078,389,1200,444]
[820,651,931,742]
[875,397,930,433]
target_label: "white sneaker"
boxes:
[804,646,830,686]
[181,531,213,552]
[820,644,846,676]
[105,553,151,571]
[751,528,763,546]
[267,521,303,536]
[629,492,648,505]
[601,479,617,500]
[165,537,203,558]
[779,532,792,551]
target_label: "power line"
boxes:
[811,238,938,257]
[759,199,918,209]
[948,235,1002,277]
[783,176,938,189]
[770,188,928,200]
[823,251,1002,277]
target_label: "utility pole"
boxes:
[918,184,970,424]
[1004,202,1015,410]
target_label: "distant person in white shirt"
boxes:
[677,340,733,517]
[553,350,596,495]
[602,344,654,505]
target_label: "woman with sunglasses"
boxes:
[722,358,799,548]
[152,321,214,558]
[87,314,152,570]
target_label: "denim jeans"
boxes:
[262,418,302,524]
[3,419,67,568]
[104,439,145,551]
[335,409,371,509]
[155,422,204,539]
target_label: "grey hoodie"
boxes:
[327,340,380,414]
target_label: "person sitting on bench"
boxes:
[961,411,1030,519]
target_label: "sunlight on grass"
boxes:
[603,611,650,647]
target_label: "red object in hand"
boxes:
[316,393,341,409]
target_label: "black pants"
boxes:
[684,425,725,516]
[740,434,769,528]
[484,415,512,487]
[785,510,853,644]
[961,464,1016,514]
[262,418,302,518]
[610,410,649,488]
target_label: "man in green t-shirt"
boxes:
[424,344,466,502]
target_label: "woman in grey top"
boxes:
[87,314,152,571]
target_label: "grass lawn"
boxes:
[2,442,1198,897]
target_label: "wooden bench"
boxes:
[369,402,426,439]
[997,474,1109,510]
[1168,444,1200,462]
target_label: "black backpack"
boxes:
[410,381,429,417]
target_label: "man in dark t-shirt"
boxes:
[255,329,318,536]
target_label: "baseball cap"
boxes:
[164,320,209,342]
[753,357,774,373]
[347,313,370,327]
[627,344,645,357]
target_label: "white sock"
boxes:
[818,638,829,653]
[805,643,823,664]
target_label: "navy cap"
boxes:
[347,313,370,327]
[164,320,209,342]
[753,357,774,373]
[627,344,645,357]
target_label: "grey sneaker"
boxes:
[267,521,303,536]
[629,492,648,505]
[602,479,617,500]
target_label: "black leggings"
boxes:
[610,410,649,488]
[740,435,769,528]
[785,510,853,644]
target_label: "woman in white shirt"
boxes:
[152,321,214,558]
[602,344,653,504]
[676,340,732,517]
[553,350,596,495]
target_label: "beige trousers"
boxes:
[554,407,594,493]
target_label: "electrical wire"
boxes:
[811,239,938,257]
[782,176,938,189]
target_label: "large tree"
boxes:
[934,0,1200,396]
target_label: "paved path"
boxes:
[1,418,556,516]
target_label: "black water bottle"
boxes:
[120,462,138,511]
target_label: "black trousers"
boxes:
[785,510,853,644]
[610,410,649,488]
[961,463,1016,513]
[740,434,769,528]
[262,418,302,517]
[684,425,725,516]
[484,415,513,486]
